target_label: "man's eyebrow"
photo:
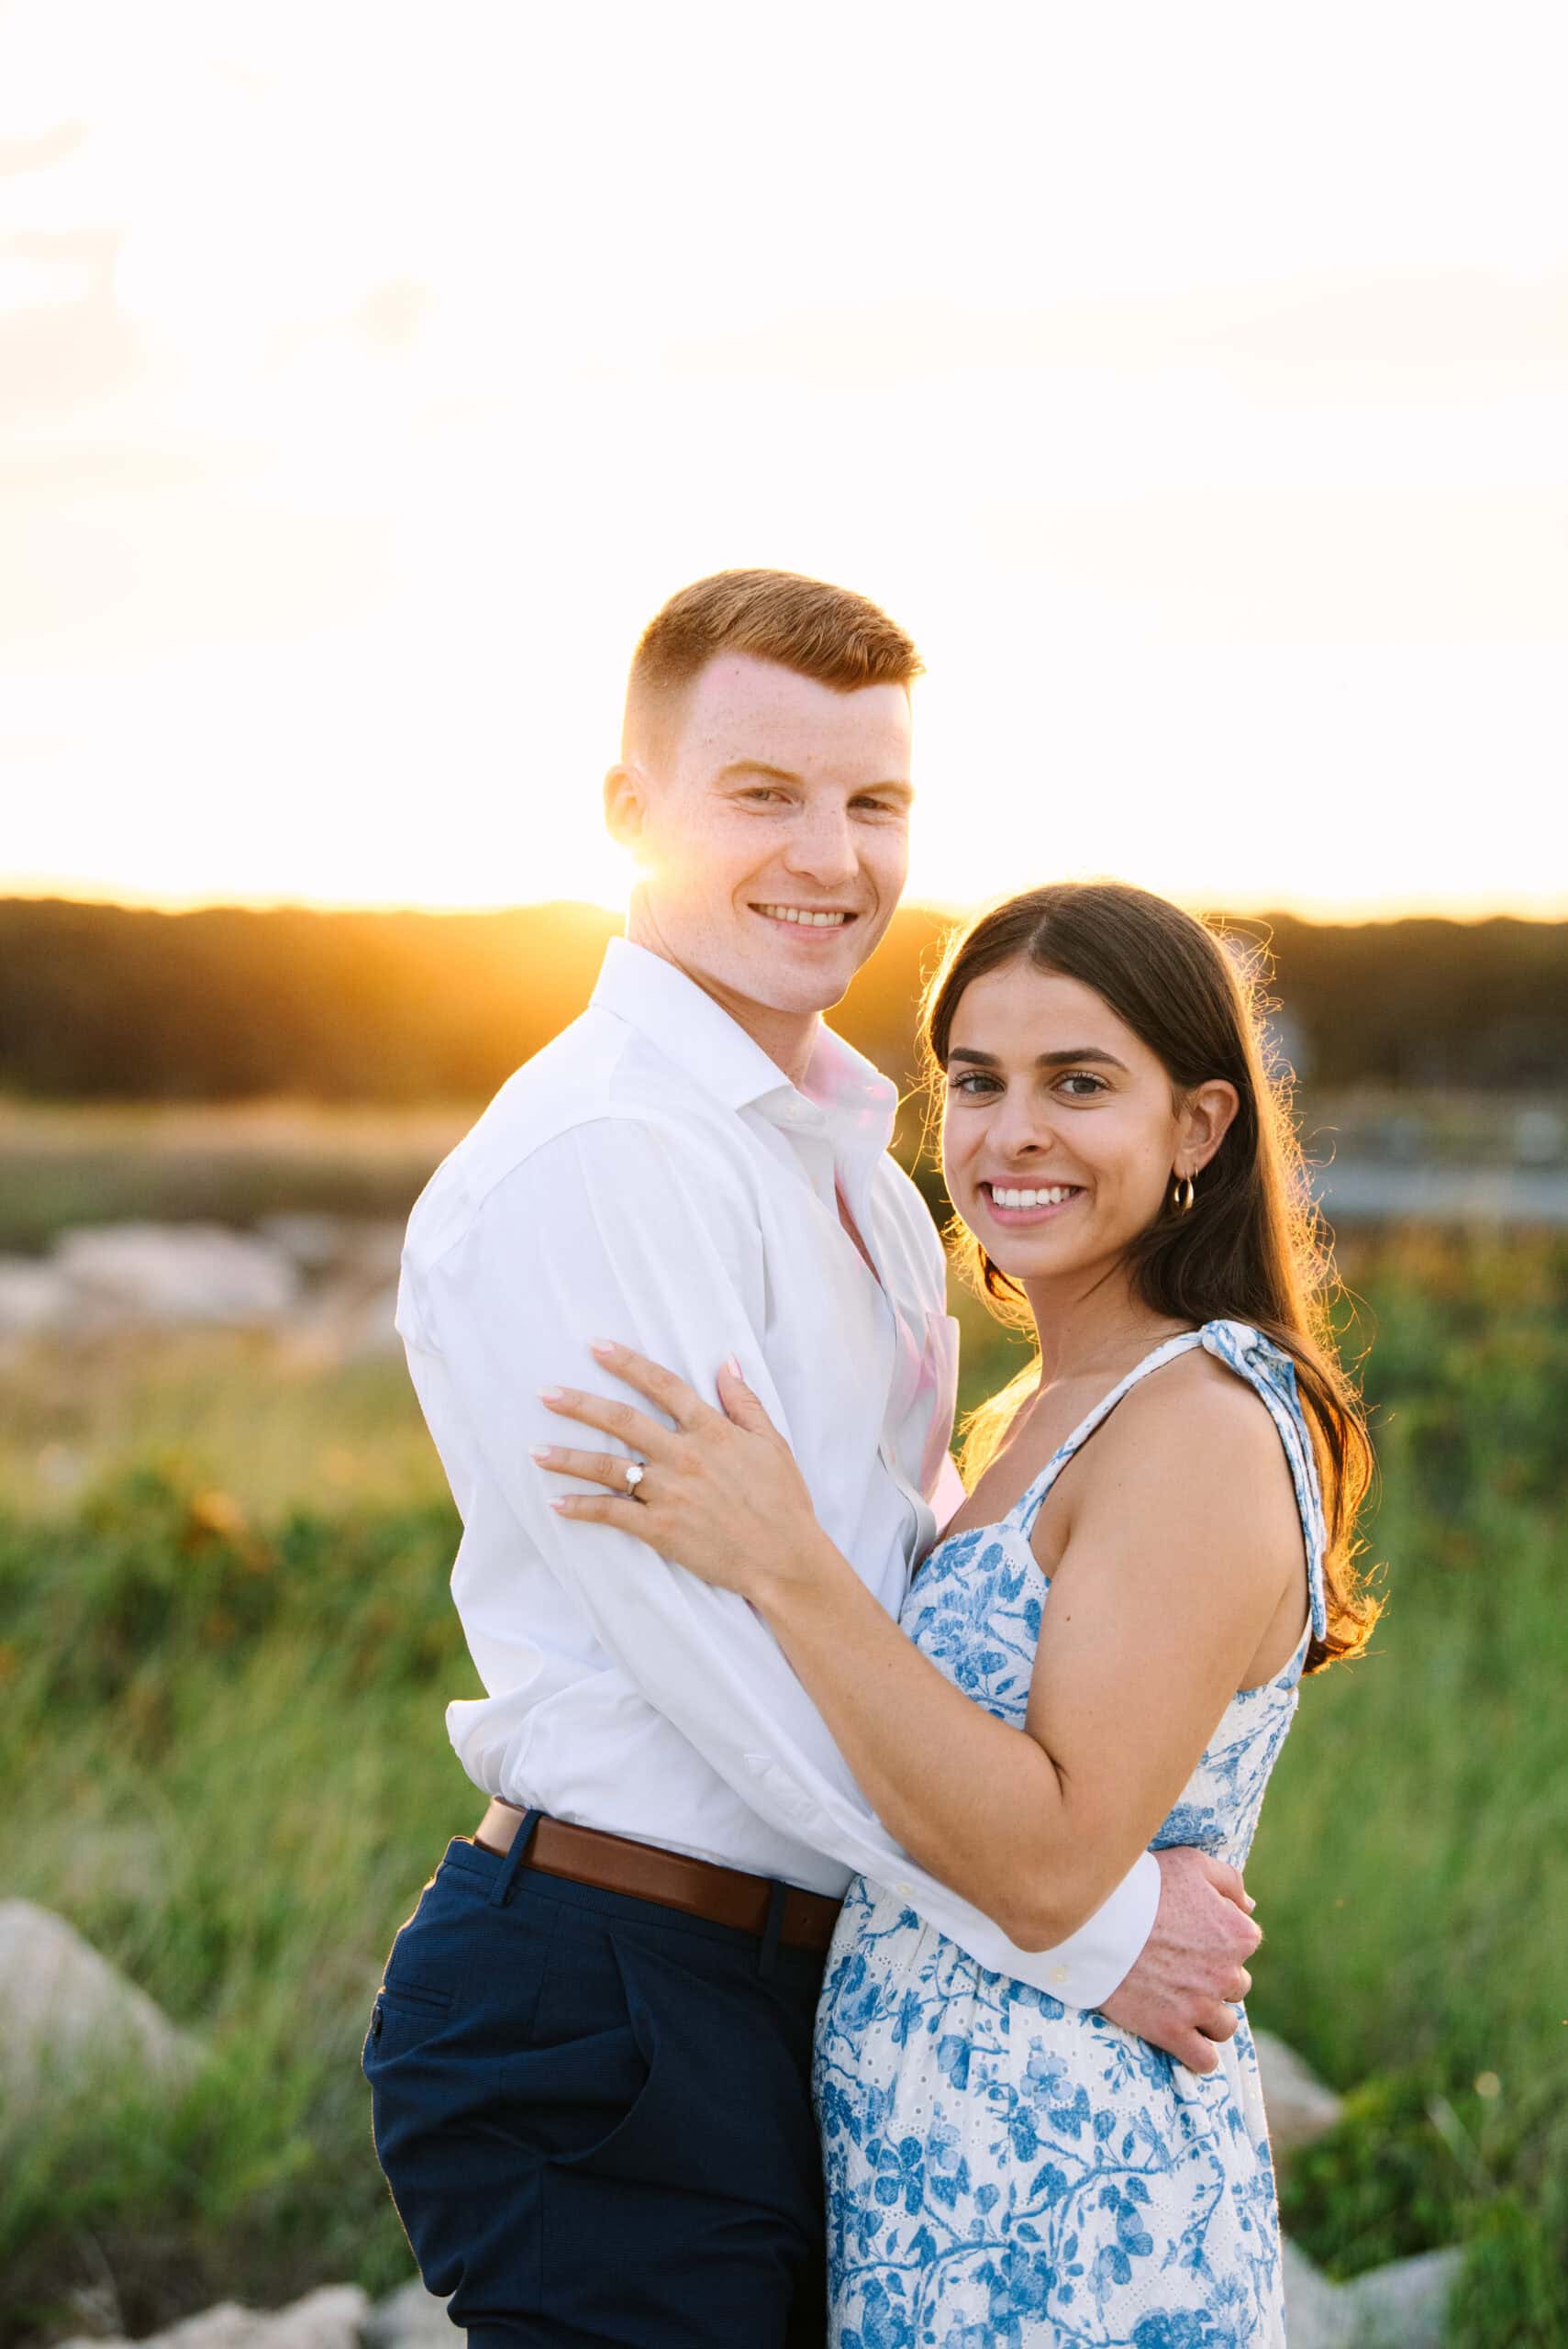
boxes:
[947,1045,1130,1073]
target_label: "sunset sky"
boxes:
[3,3,1565,920]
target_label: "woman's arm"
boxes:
[542,1343,1302,1948]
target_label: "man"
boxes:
[370,571,1261,2348]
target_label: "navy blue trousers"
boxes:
[361,1818,830,2346]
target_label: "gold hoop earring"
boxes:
[1172,1173,1196,1214]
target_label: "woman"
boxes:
[542,882,1378,2345]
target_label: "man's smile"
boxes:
[750,903,859,930]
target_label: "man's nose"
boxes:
[783,807,858,888]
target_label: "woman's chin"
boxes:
[983,1220,1135,1289]
[987,1233,1086,1283]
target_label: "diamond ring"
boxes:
[623,1461,646,1496]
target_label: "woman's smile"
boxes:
[977,1180,1085,1229]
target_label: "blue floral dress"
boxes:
[813,1319,1328,2349]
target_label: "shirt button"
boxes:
[1050,1965,1070,1985]
[896,1880,914,1897]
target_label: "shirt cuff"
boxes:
[1043,1847,1162,2009]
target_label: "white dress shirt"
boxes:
[396,936,1160,2007]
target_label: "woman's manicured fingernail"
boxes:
[589,1339,619,1356]
[1244,1895,1257,1912]
[724,1355,742,1378]
[530,1447,554,1464]
[539,1386,565,1403]
[547,1497,567,1511]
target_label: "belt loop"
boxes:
[758,1879,787,1979]
[488,1807,543,1909]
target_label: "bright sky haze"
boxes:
[2,2,1564,919]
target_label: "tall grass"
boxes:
[0,1475,473,2338]
[1262,1231,1568,2343]
[0,1230,1562,2343]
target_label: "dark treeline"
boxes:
[1,896,1563,1102]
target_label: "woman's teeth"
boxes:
[755,905,851,927]
[989,1185,1077,1208]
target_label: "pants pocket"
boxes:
[512,1915,660,2176]
[358,1878,556,2307]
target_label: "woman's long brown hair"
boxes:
[923,881,1380,1673]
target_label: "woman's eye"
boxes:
[950,1073,999,1097]
[1058,1074,1106,1097]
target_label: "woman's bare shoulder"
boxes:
[1121,1339,1288,1448]
[1070,1341,1301,1553]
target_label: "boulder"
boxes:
[1343,2245,1462,2346]
[1253,2026,1344,2160]
[1284,2238,1355,2347]
[55,1223,300,1326]
[52,2285,369,2349]
[1282,2235,1462,2345]
[0,1898,201,2103]
[0,1255,72,1337]
[257,1214,350,1273]
[361,2277,454,2349]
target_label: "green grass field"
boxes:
[1,1227,1563,2344]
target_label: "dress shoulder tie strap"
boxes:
[1197,1319,1329,1643]
[1006,1320,1329,1646]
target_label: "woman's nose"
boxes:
[991,1093,1057,1156]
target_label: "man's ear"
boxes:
[1181,1078,1240,1174]
[603,763,648,852]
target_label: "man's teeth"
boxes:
[990,1186,1078,1209]
[756,905,851,927]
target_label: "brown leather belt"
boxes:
[473,1801,843,1956]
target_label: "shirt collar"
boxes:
[590,936,898,1160]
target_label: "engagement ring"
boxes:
[623,1461,646,1495]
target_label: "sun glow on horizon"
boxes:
[2,4,1564,925]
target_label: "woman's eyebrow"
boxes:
[948,1045,1129,1073]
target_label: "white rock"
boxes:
[0,1255,72,1335]
[257,1213,349,1273]
[362,2277,455,2349]
[0,1898,201,2102]
[55,1222,300,1326]
[1343,2244,1462,2346]
[52,2284,370,2349]
[1282,2234,1462,2347]
[1253,2026,1344,2159]
[1284,2238,1355,2347]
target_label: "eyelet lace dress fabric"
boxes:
[813,1320,1328,2348]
